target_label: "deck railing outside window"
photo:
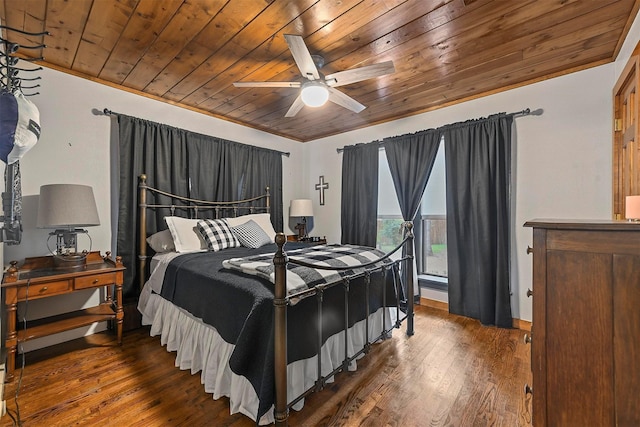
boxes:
[376,215,448,279]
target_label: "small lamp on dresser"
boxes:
[290,199,313,240]
[36,183,100,269]
[625,195,640,221]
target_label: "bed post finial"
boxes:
[273,232,289,426]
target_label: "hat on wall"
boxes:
[0,89,40,164]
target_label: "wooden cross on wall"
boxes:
[315,175,329,206]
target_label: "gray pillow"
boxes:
[232,219,272,248]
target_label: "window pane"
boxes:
[376,217,404,260]
[421,216,447,277]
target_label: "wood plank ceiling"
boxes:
[1,0,639,142]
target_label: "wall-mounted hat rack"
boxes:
[0,25,47,95]
[0,25,48,244]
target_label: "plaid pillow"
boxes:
[231,219,272,249]
[196,218,240,252]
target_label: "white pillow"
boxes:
[231,219,272,249]
[225,213,276,242]
[164,216,207,253]
[146,229,175,253]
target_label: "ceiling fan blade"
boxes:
[284,34,320,81]
[327,86,366,113]
[233,81,301,88]
[325,61,395,87]
[285,94,306,117]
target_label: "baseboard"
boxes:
[419,297,448,311]
[419,296,532,331]
[512,318,532,331]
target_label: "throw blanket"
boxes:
[222,244,392,296]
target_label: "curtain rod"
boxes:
[100,108,291,157]
[336,107,543,153]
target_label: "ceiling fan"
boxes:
[233,34,395,117]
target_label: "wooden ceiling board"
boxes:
[73,0,140,76]
[98,0,184,84]
[143,0,269,96]
[1,0,638,142]
[122,0,226,91]
[41,0,93,69]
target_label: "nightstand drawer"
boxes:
[18,280,71,300]
[75,272,116,290]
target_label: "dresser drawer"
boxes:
[75,272,117,290]
[18,280,71,300]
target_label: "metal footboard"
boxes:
[273,224,415,426]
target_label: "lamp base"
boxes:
[53,252,87,270]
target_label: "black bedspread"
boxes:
[159,242,401,421]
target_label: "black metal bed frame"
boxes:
[137,174,415,426]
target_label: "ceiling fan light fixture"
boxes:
[301,82,329,107]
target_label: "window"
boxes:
[377,140,448,288]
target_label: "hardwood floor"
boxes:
[1,306,532,426]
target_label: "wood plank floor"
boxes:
[1,306,533,426]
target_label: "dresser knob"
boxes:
[523,333,532,344]
[39,286,48,293]
[526,245,533,254]
[526,288,533,298]
[524,384,533,395]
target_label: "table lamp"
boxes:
[290,199,313,240]
[37,184,100,268]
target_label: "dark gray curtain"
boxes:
[116,114,283,298]
[383,129,441,296]
[188,135,283,222]
[383,129,441,223]
[341,142,379,246]
[442,113,513,327]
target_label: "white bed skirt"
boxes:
[138,282,396,424]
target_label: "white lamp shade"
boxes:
[626,195,640,220]
[290,199,313,218]
[37,184,100,228]
[301,82,329,107]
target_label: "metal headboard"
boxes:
[137,174,271,290]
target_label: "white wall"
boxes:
[305,63,616,322]
[7,67,303,351]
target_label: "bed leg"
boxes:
[274,233,289,426]
[405,223,415,336]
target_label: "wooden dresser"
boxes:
[524,220,640,426]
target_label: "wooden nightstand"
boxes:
[1,251,125,381]
[286,235,327,245]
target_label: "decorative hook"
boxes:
[0,26,49,37]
